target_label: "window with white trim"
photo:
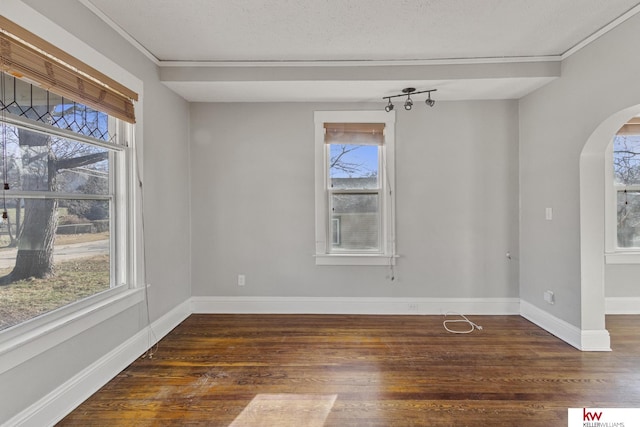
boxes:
[314,111,396,266]
[0,16,137,333]
[0,73,133,332]
[606,119,640,262]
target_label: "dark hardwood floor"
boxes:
[58,314,640,426]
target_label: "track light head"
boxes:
[404,96,413,110]
[425,93,435,107]
[384,100,394,112]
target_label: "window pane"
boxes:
[0,199,110,331]
[330,193,379,251]
[617,190,640,248]
[613,135,640,185]
[1,73,112,141]
[2,124,109,195]
[329,144,379,189]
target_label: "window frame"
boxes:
[0,111,137,350]
[314,111,396,266]
[605,139,640,264]
[0,4,143,374]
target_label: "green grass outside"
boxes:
[0,254,110,331]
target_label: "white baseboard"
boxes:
[580,329,612,352]
[520,300,611,351]
[606,297,640,314]
[5,299,192,427]
[191,296,521,315]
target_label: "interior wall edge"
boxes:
[520,299,611,351]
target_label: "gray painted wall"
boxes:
[0,1,191,422]
[3,0,640,422]
[606,265,640,297]
[519,12,640,327]
[190,101,519,299]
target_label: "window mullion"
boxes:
[1,191,111,200]
[3,110,125,151]
[330,189,379,195]
[615,185,640,191]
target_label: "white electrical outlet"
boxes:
[237,274,246,286]
[544,290,554,304]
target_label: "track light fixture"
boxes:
[383,87,437,112]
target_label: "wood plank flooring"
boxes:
[58,314,640,426]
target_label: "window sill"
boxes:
[0,287,144,375]
[315,254,397,266]
[605,252,640,264]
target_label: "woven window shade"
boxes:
[324,123,385,145]
[0,16,137,123]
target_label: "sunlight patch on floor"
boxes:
[229,393,337,427]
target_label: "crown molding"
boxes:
[158,56,562,68]
[78,0,160,66]
[561,3,640,60]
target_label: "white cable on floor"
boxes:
[443,312,483,334]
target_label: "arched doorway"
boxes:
[579,105,640,350]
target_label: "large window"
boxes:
[314,111,396,265]
[0,73,132,332]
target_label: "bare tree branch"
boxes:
[56,152,108,171]
[330,145,375,177]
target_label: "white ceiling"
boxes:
[83,0,640,102]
